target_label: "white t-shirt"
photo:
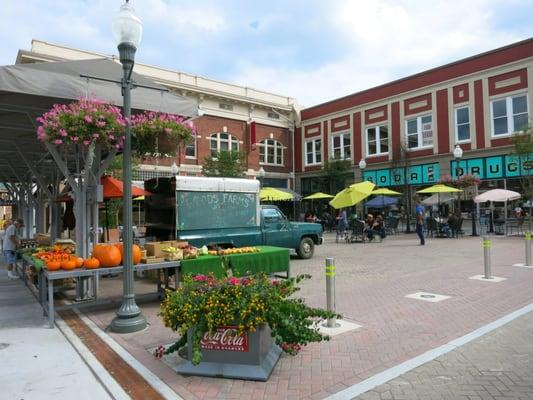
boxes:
[3,225,16,251]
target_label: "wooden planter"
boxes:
[177,324,281,381]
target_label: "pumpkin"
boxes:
[46,260,61,271]
[61,259,77,270]
[83,257,100,269]
[74,257,84,268]
[114,243,142,265]
[92,244,122,267]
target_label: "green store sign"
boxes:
[451,155,533,179]
[363,163,440,187]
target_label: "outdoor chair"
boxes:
[385,217,400,235]
[506,218,524,236]
[425,218,438,237]
[454,217,465,238]
[347,219,366,243]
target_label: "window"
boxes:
[262,207,284,223]
[305,139,321,165]
[185,140,196,158]
[331,132,351,160]
[491,94,529,136]
[405,115,433,149]
[455,107,471,142]
[210,133,239,157]
[259,139,284,165]
[366,125,389,155]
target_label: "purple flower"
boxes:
[53,139,63,145]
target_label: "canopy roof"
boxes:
[0,58,198,183]
[365,195,398,208]
[421,193,456,205]
[474,189,521,203]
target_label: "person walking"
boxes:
[415,200,425,245]
[3,218,23,279]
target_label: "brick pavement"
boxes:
[83,233,533,399]
[356,310,533,400]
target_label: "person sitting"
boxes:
[370,214,386,241]
[447,212,459,238]
[365,214,375,241]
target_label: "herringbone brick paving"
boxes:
[357,311,533,400]
[84,234,533,399]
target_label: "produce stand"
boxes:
[180,246,290,278]
[17,256,180,328]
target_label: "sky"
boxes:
[0,0,532,108]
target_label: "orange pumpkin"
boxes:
[114,243,142,265]
[46,260,61,271]
[61,259,77,270]
[92,244,122,267]
[83,257,100,269]
[74,257,84,268]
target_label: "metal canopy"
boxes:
[0,58,198,182]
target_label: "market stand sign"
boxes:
[200,326,249,352]
[363,163,440,187]
[450,154,533,180]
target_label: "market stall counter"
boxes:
[180,246,290,278]
[18,258,180,329]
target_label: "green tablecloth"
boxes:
[22,254,45,271]
[180,246,290,278]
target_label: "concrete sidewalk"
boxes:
[0,267,112,400]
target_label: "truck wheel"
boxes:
[297,237,314,259]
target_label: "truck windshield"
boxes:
[262,208,284,223]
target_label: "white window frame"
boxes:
[405,114,433,150]
[365,125,389,156]
[305,138,322,166]
[454,106,471,143]
[210,132,239,157]
[330,131,352,160]
[185,139,197,159]
[490,93,529,137]
[259,139,285,166]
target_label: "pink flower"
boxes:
[228,277,240,286]
[71,136,79,142]
[192,275,207,282]
[164,127,172,134]
[53,139,63,145]
[96,121,106,128]
[83,140,91,146]
[92,133,100,139]
[84,115,93,123]
[108,134,115,140]
[59,129,68,137]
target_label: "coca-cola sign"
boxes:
[200,326,249,352]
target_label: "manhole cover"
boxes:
[420,294,436,299]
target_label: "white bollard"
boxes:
[325,257,337,328]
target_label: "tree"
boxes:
[321,159,353,194]
[202,150,247,177]
[512,125,533,228]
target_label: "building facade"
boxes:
[17,40,300,189]
[297,38,533,202]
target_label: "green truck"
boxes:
[144,176,323,259]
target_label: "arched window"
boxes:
[259,139,284,165]
[210,132,239,157]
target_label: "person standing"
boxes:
[3,219,23,279]
[415,200,425,245]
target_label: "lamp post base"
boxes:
[110,313,147,333]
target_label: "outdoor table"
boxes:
[38,261,180,328]
[180,245,290,279]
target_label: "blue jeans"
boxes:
[416,222,425,245]
[3,250,16,264]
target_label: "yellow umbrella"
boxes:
[417,184,462,193]
[372,188,402,196]
[260,187,294,201]
[303,192,334,200]
[329,181,375,209]
[133,196,144,201]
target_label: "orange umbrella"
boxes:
[101,175,151,199]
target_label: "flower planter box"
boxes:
[177,324,281,381]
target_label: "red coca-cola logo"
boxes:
[200,326,249,352]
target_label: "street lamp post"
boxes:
[358,158,366,218]
[171,161,179,176]
[258,166,265,188]
[110,0,147,333]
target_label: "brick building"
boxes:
[297,38,533,202]
[17,40,299,189]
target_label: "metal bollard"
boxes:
[483,236,492,279]
[525,231,532,266]
[325,257,337,328]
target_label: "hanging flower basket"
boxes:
[36,98,126,150]
[131,111,196,158]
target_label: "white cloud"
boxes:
[229,0,526,107]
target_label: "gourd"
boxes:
[72,257,84,268]
[46,260,61,271]
[92,244,122,267]
[61,259,77,270]
[114,243,142,265]
[83,257,100,269]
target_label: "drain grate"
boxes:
[405,292,451,303]
[420,294,436,299]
